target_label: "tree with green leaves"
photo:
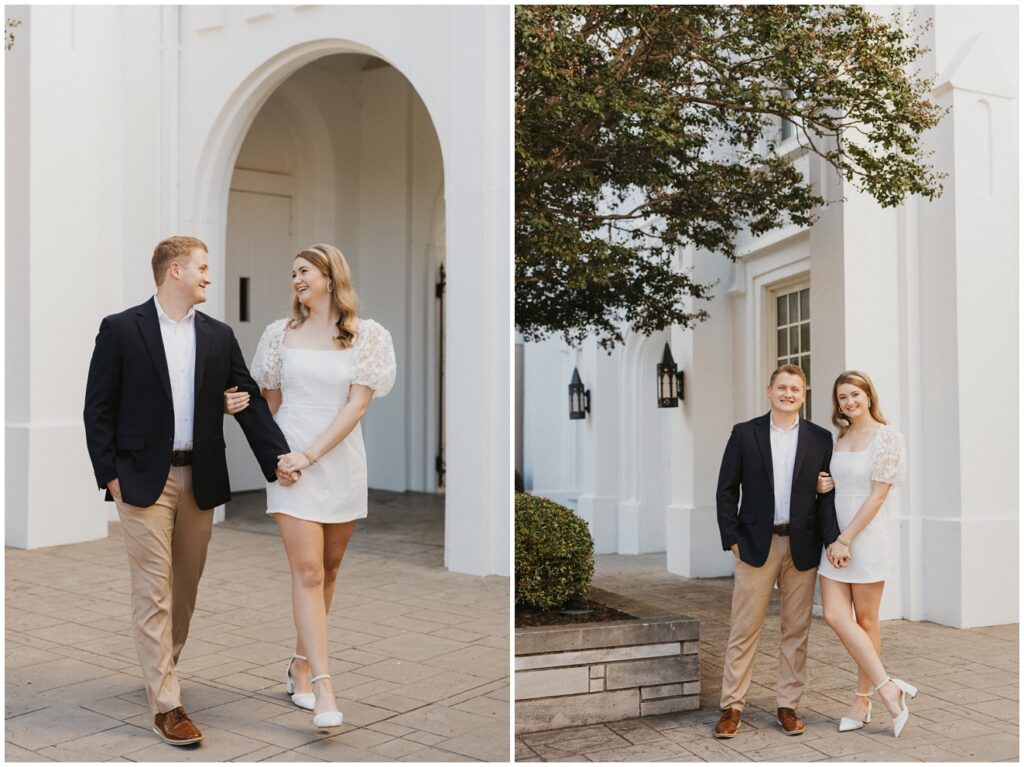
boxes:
[516,5,945,348]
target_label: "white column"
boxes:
[914,8,1018,627]
[443,6,509,576]
[667,245,739,577]
[6,4,33,547]
[7,6,131,548]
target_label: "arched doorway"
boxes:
[219,52,445,506]
[189,35,508,576]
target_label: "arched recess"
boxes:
[196,41,446,523]
[617,330,672,554]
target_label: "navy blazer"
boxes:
[83,297,289,509]
[716,413,839,571]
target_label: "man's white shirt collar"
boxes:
[769,414,800,432]
[153,294,196,324]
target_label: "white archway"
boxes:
[180,23,509,577]
[195,40,450,541]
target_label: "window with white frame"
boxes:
[774,284,811,419]
[778,89,798,144]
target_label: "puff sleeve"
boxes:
[352,320,396,398]
[250,318,288,389]
[870,426,907,486]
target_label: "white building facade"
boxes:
[6,5,510,576]
[518,5,1018,627]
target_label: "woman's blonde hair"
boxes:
[831,370,887,437]
[289,244,359,348]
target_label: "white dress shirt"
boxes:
[770,414,800,525]
[153,295,196,451]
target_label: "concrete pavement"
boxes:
[6,490,509,762]
[516,553,1017,763]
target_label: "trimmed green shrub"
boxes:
[514,470,525,493]
[515,493,594,610]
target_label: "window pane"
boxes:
[806,389,812,420]
[801,355,811,385]
[789,293,799,323]
[801,322,810,352]
[800,289,810,321]
[778,328,788,357]
[777,296,788,326]
[781,118,795,142]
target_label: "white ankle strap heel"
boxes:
[285,654,315,710]
[838,690,872,732]
[311,674,344,729]
[875,676,917,738]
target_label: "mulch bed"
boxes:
[515,598,636,628]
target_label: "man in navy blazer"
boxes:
[712,364,838,739]
[84,236,293,746]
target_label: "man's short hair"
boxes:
[769,363,807,388]
[152,236,208,286]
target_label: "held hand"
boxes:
[107,478,122,501]
[828,540,851,568]
[826,544,838,568]
[275,466,301,486]
[224,386,251,415]
[730,543,740,562]
[817,472,834,493]
[277,452,311,475]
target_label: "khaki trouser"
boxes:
[720,534,818,712]
[115,466,213,714]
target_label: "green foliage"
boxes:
[516,5,946,348]
[515,493,595,610]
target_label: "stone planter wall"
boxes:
[515,588,700,733]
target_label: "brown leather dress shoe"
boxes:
[713,707,741,738]
[777,707,806,735]
[153,706,203,745]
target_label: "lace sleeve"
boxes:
[352,320,396,398]
[250,319,288,389]
[871,426,907,486]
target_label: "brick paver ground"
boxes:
[516,553,1018,763]
[6,490,509,762]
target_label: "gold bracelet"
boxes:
[837,536,851,547]
[302,449,318,466]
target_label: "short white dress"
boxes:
[818,425,907,583]
[250,318,396,523]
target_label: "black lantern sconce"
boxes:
[657,343,685,408]
[568,367,591,420]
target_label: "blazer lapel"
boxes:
[753,413,774,490]
[194,312,211,394]
[136,298,173,403]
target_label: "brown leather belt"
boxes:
[171,450,192,467]
[772,524,790,536]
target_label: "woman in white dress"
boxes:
[817,370,915,737]
[248,243,396,730]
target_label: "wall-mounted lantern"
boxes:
[569,367,591,420]
[657,343,685,407]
